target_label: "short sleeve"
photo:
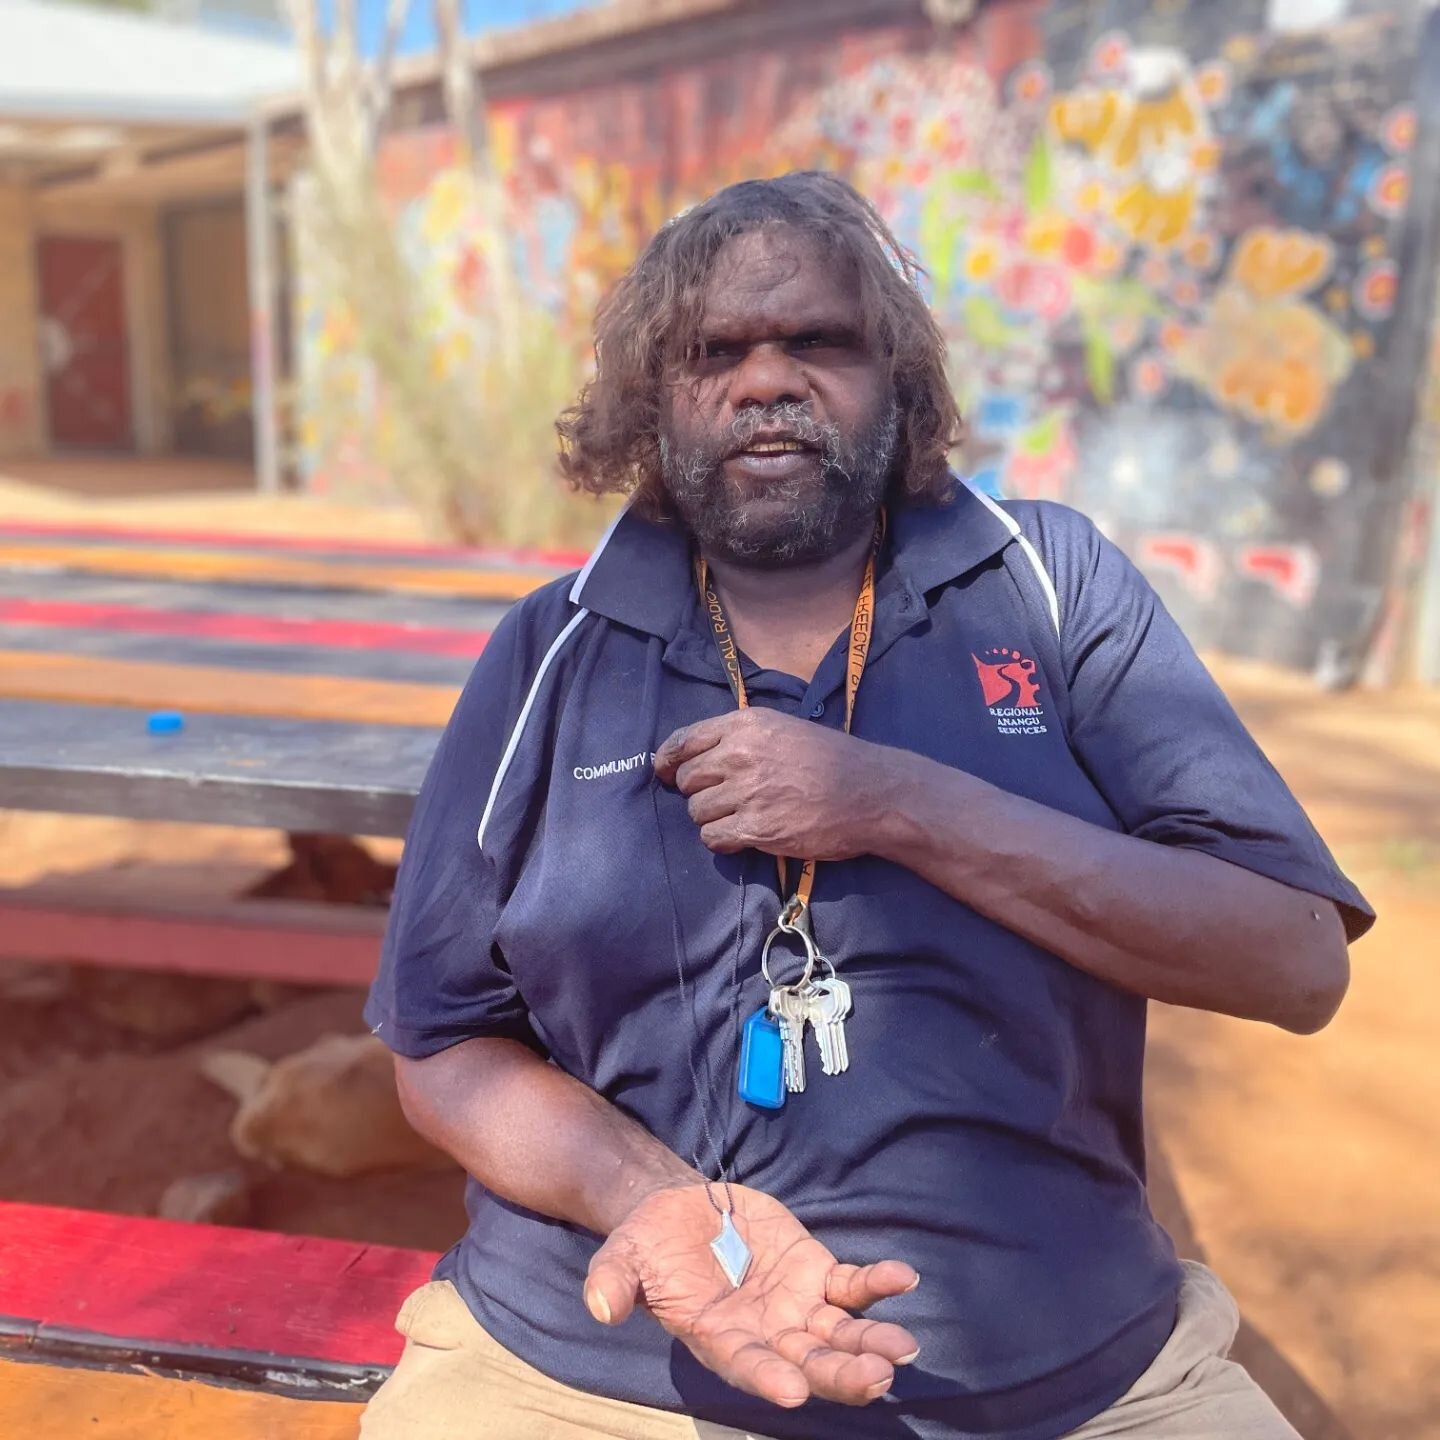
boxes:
[363,593,566,1058]
[1025,503,1374,942]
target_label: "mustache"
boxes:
[722,403,841,459]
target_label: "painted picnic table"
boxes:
[0,518,581,836]
[0,518,582,984]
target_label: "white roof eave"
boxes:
[0,0,298,129]
[0,95,257,128]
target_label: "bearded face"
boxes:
[661,397,899,567]
[660,228,899,568]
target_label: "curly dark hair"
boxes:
[555,171,963,518]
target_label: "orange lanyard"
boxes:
[693,513,884,927]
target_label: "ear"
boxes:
[199,1050,272,1104]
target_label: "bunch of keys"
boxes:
[738,908,852,1109]
[769,964,852,1090]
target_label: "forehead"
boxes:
[697,227,860,334]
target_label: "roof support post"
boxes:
[1416,472,1440,683]
[246,111,281,496]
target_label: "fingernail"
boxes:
[587,1289,612,1324]
[777,1393,808,1409]
[897,1349,920,1366]
[865,1378,893,1399]
[904,1272,921,1293]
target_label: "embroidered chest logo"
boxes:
[572,750,654,781]
[971,647,1049,737]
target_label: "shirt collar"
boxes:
[885,481,1019,599]
[567,502,692,639]
[568,481,1016,638]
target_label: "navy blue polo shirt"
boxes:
[365,486,1372,1440]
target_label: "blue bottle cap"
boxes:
[146,710,185,735]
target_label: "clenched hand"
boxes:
[654,709,894,859]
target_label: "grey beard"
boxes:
[660,398,900,567]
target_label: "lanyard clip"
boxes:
[777,894,811,937]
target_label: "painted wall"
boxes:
[298,0,1437,671]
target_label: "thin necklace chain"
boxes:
[651,780,748,1218]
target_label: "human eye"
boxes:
[691,338,743,372]
[789,329,857,357]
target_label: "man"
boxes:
[361,173,1372,1440]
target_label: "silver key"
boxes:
[803,984,835,1076]
[813,977,852,1076]
[785,987,812,1093]
[830,976,853,1071]
[769,986,807,1093]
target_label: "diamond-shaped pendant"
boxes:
[710,1212,752,1288]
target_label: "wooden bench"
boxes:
[0,1201,438,1438]
[0,885,388,986]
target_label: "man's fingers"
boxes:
[808,1305,920,1365]
[824,1260,920,1312]
[699,817,748,854]
[673,752,729,796]
[771,1328,895,1406]
[583,1246,644,1327]
[686,784,737,828]
[697,1327,809,1409]
[654,718,729,784]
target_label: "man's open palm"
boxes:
[584,1184,919,1409]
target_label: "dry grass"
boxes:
[297,150,616,550]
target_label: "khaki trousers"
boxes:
[359,1261,1301,1439]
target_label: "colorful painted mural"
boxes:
[297,0,1437,671]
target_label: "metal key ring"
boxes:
[761,921,820,991]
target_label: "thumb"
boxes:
[585,1237,644,1326]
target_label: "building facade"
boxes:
[0,0,296,470]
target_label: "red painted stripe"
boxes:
[0,1201,437,1365]
[0,598,491,657]
[0,518,590,570]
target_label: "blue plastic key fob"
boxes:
[738,1007,786,1110]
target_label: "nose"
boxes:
[728,342,810,412]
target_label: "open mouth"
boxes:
[732,437,816,458]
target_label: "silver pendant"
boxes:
[710,1211,752,1288]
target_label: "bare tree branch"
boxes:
[433,0,523,372]
[333,0,359,68]
[285,0,343,185]
[286,0,575,542]
[433,0,476,161]
[367,0,413,140]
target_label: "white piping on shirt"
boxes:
[477,503,633,851]
[969,488,1062,638]
[567,501,632,605]
[476,607,591,851]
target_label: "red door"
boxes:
[37,235,134,450]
